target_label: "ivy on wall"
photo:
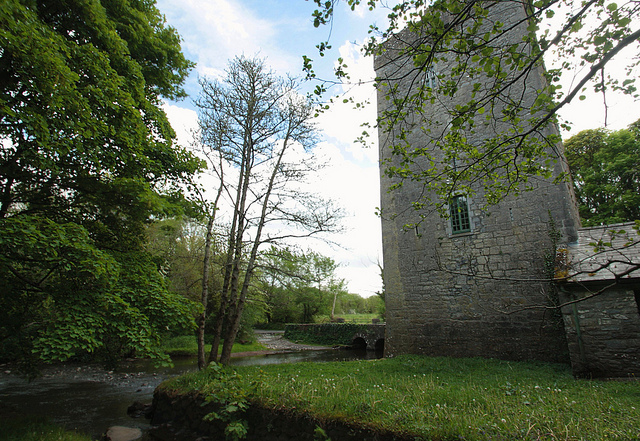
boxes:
[284,324,371,346]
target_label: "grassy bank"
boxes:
[164,355,640,440]
[0,417,91,441]
[162,335,266,357]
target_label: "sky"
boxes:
[155,0,639,297]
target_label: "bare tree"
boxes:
[195,56,343,366]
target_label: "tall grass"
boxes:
[166,355,640,440]
[0,417,91,441]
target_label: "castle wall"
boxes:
[376,1,581,363]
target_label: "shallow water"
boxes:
[0,348,380,439]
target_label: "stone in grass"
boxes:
[103,426,142,441]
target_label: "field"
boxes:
[314,313,382,324]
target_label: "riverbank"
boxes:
[155,355,640,440]
[0,332,337,439]
[162,330,332,359]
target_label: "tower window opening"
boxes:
[450,195,471,234]
[423,68,437,89]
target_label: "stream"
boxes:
[0,332,380,439]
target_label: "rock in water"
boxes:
[127,401,152,419]
[103,426,142,441]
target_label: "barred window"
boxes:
[449,195,471,234]
[423,68,437,89]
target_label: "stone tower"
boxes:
[375,2,581,362]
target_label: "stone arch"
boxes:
[351,336,367,350]
[374,338,385,353]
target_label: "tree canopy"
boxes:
[565,120,640,226]
[258,247,346,324]
[0,0,201,370]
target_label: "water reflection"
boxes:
[0,347,381,438]
[230,348,381,366]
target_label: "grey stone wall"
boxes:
[376,2,581,363]
[559,223,640,377]
[559,285,640,377]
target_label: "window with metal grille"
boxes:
[423,68,437,89]
[449,195,470,234]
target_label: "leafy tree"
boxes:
[0,216,197,371]
[257,247,346,324]
[258,247,309,324]
[0,0,201,369]
[565,120,640,226]
[307,0,640,214]
[1,0,199,241]
[195,56,343,365]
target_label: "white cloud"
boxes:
[162,102,198,147]
[157,0,300,76]
[307,139,382,296]
[315,41,379,164]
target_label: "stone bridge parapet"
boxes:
[284,323,385,351]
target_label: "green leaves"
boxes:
[307,0,640,221]
[0,0,201,370]
[565,120,640,226]
[0,215,198,369]
[1,0,199,233]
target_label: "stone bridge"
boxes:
[283,323,386,352]
[350,324,385,352]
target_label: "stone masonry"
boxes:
[559,223,640,377]
[375,2,581,363]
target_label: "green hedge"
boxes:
[253,322,287,331]
[284,323,370,346]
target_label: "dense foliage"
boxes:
[565,120,640,226]
[0,0,201,369]
[258,247,346,325]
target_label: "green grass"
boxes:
[0,417,91,441]
[164,355,640,441]
[162,335,266,357]
[315,313,381,324]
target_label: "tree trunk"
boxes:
[207,258,233,364]
[208,145,249,365]
[219,138,288,365]
[197,215,215,370]
[331,289,338,321]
